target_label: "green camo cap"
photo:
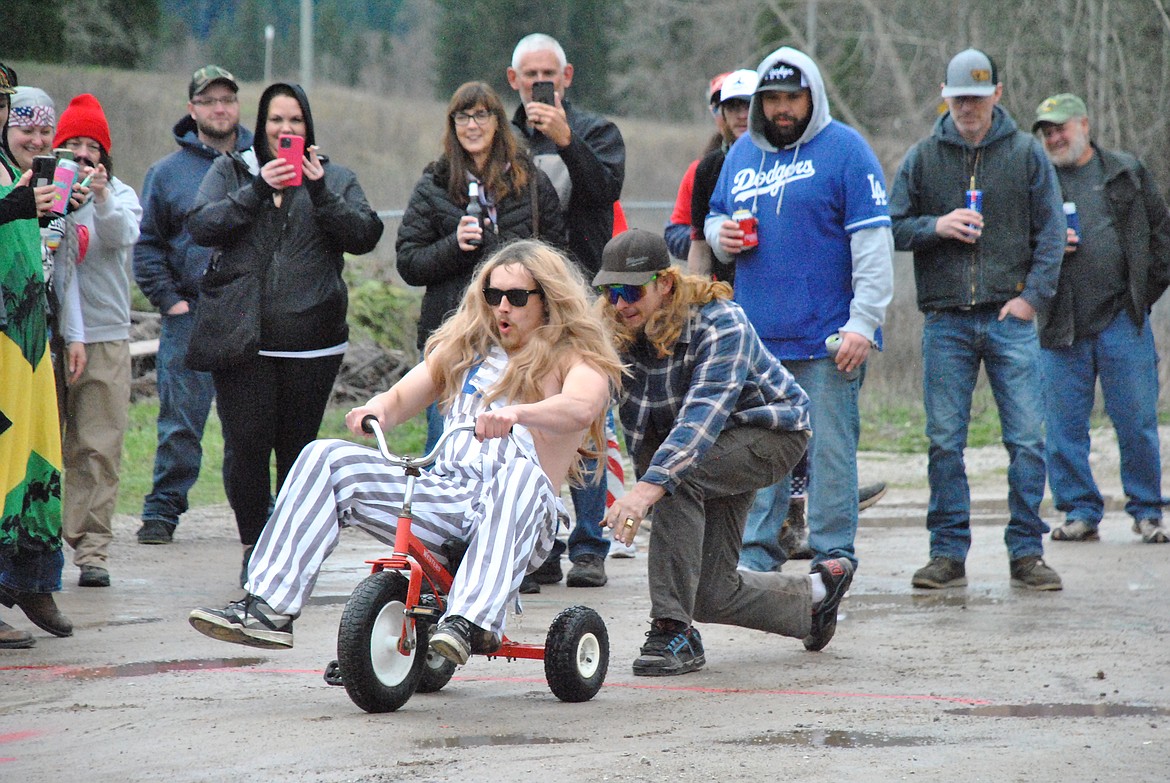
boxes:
[1032,93,1087,132]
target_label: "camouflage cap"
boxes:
[189,65,239,99]
[1032,93,1087,132]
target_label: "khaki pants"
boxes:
[63,340,130,567]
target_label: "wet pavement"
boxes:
[1,458,1167,782]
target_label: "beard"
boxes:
[1046,129,1090,167]
[763,113,811,148]
[196,117,236,142]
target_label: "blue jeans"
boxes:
[424,402,444,453]
[142,309,221,527]
[740,357,860,571]
[1040,309,1165,527]
[567,477,609,560]
[0,547,64,593]
[923,310,1048,561]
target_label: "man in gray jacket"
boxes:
[1033,93,1170,545]
[889,49,1066,591]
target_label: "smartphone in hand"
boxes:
[531,81,555,106]
[32,155,57,187]
[276,133,305,186]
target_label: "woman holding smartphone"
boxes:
[396,80,565,449]
[0,70,74,647]
[188,83,384,585]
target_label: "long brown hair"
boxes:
[442,81,528,205]
[424,240,623,483]
[601,266,733,357]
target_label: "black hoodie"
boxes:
[187,83,384,353]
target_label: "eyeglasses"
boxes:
[483,287,543,307]
[191,95,239,107]
[597,275,656,305]
[453,109,494,127]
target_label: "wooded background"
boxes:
[9,0,1170,413]
[9,0,1170,183]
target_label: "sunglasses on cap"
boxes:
[482,287,543,307]
[597,275,657,305]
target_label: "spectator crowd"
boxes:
[2,37,1167,680]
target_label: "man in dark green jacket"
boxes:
[1033,93,1170,546]
[889,48,1066,592]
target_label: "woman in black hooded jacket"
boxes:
[396,81,565,448]
[188,83,383,576]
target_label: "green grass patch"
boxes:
[860,386,1005,453]
[117,400,428,515]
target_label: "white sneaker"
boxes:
[608,538,637,559]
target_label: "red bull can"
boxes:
[965,188,982,232]
[733,209,758,249]
[1063,202,1079,246]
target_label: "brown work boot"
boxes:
[0,617,35,649]
[1009,556,1063,591]
[0,584,73,637]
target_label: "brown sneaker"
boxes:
[1009,556,1063,591]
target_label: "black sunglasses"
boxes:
[597,274,656,305]
[483,287,543,307]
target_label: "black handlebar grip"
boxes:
[361,414,379,434]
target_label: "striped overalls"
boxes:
[245,346,559,637]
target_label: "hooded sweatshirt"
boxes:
[705,47,893,361]
[888,105,1065,314]
[187,83,383,354]
[133,115,255,314]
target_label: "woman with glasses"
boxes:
[188,83,384,586]
[397,81,565,449]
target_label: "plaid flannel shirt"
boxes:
[618,297,811,494]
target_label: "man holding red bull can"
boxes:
[1033,93,1170,545]
[889,49,1066,592]
[705,47,894,579]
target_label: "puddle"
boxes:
[726,730,935,748]
[844,592,1001,611]
[416,734,578,749]
[62,657,266,680]
[949,703,1170,718]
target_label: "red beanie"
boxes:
[53,93,112,153]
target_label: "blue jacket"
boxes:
[132,116,254,313]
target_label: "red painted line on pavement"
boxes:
[0,731,43,744]
[1,665,990,705]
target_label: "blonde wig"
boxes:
[424,240,623,483]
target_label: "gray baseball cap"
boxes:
[594,229,670,287]
[941,49,998,98]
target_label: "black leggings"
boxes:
[213,353,343,545]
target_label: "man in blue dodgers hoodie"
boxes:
[705,46,893,577]
[888,49,1065,591]
[132,66,256,545]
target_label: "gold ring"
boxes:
[623,518,636,528]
